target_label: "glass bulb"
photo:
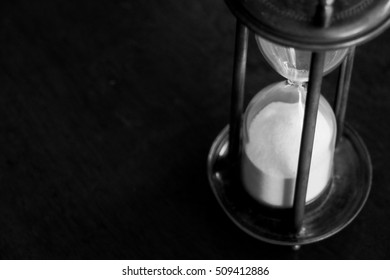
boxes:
[241,81,336,208]
[256,36,348,83]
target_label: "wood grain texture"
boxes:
[0,0,390,259]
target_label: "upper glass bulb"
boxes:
[256,36,348,83]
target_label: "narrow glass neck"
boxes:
[286,79,307,88]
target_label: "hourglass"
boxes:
[242,38,347,209]
[208,0,390,246]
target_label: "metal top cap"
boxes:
[225,0,390,50]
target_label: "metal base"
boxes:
[207,124,372,246]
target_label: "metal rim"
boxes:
[207,124,372,245]
[225,0,390,50]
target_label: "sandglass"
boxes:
[208,0,390,246]
[242,38,347,208]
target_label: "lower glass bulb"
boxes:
[241,81,336,207]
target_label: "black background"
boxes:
[1,0,390,259]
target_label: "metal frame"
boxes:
[228,22,248,165]
[335,47,356,145]
[212,0,375,245]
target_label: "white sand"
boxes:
[244,100,333,207]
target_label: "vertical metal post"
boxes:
[293,52,326,233]
[334,47,356,145]
[228,21,248,164]
[292,0,334,235]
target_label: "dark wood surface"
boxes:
[1,0,390,259]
